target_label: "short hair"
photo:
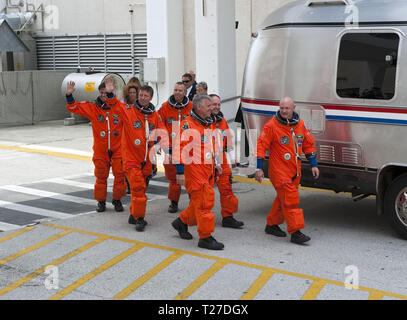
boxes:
[98,82,106,91]
[175,82,187,91]
[209,93,220,100]
[192,94,212,110]
[197,81,208,91]
[182,73,192,81]
[139,85,154,98]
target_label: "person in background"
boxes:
[182,73,196,102]
[196,82,208,95]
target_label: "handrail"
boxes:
[221,95,241,104]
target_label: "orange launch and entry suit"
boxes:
[256,111,318,234]
[158,96,193,204]
[173,111,220,239]
[212,112,239,218]
[66,97,126,202]
[105,94,169,220]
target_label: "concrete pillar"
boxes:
[194,0,237,121]
[146,0,185,108]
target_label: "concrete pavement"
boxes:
[0,121,407,301]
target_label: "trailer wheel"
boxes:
[384,174,407,239]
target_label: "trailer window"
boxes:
[336,33,399,100]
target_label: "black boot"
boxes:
[168,201,178,213]
[135,217,148,232]
[172,217,193,240]
[125,177,131,194]
[198,236,224,250]
[112,199,124,212]
[265,225,287,237]
[290,230,311,244]
[128,214,136,225]
[96,201,106,212]
[222,216,244,229]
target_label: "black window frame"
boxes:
[336,32,400,101]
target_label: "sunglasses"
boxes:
[182,80,190,84]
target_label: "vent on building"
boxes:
[34,33,147,75]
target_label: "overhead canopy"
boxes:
[0,19,29,52]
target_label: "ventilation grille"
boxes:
[35,33,147,75]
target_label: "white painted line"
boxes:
[0,200,72,219]
[45,178,100,190]
[0,221,22,232]
[148,180,186,190]
[146,193,167,201]
[0,185,96,206]
[23,145,93,157]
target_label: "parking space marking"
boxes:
[0,230,72,266]
[0,236,107,297]
[38,224,407,301]
[240,270,275,300]
[302,280,327,300]
[113,252,183,300]
[174,260,227,300]
[1,222,406,300]
[49,244,144,300]
[0,226,35,243]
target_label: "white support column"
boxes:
[146,0,185,108]
[194,0,237,120]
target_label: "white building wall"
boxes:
[24,0,146,34]
[183,0,297,97]
[4,0,296,95]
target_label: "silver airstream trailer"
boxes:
[241,0,407,238]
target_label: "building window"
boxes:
[336,33,399,100]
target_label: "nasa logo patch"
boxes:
[280,136,290,145]
[133,121,142,129]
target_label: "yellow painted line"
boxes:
[0,144,92,162]
[368,291,384,300]
[174,261,227,300]
[113,252,182,300]
[0,226,35,243]
[0,230,72,266]
[0,237,107,297]
[42,223,407,300]
[240,270,275,300]
[49,244,143,300]
[302,280,327,300]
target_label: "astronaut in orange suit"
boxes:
[171,94,224,250]
[158,82,193,214]
[255,97,319,245]
[65,81,126,213]
[104,77,170,232]
[210,94,243,229]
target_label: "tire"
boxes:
[384,173,407,239]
